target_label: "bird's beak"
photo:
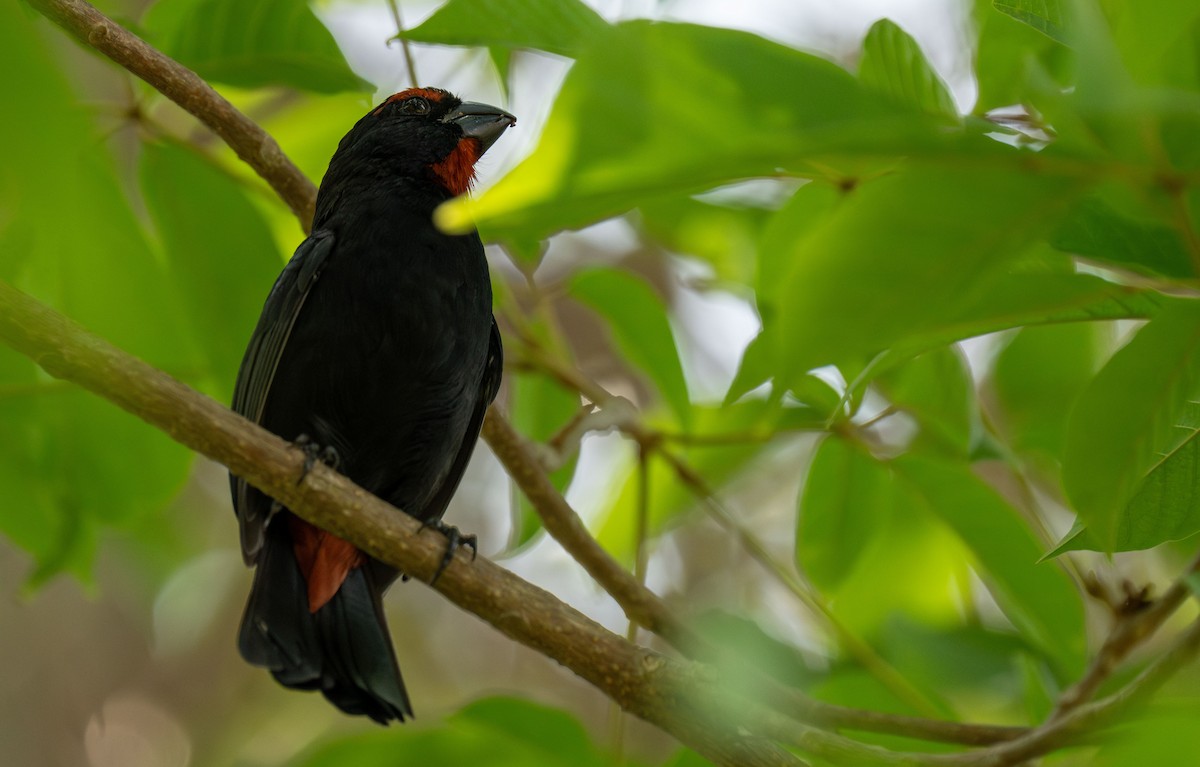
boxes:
[442,102,516,156]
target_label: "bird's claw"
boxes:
[420,520,477,584]
[293,433,340,485]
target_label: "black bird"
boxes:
[229,88,514,723]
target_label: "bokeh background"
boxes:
[5,0,1200,765]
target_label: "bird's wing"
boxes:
[423,316,504,522]
[230,230,336,563]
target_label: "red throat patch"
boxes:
[431,138,482,196]
[288,516,365,613]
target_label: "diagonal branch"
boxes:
[481,375,1030,748]
[0,278,806,767]
[481,409,701,647]
[23,0,1200,762]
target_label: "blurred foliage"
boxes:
[5,0,1200,764]
[294,697,627,767]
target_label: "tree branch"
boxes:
[27,0,317,230]
[1051,550,1200,717]
[481,409,701,647]
[0,278,806,767]
[481,367,1030,748]
[23,0,1200,761]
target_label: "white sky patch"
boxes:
[670,257,762,402]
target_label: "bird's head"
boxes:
[323,87,516,199]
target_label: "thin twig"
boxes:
[657,449,945,718]
[1051,550,1200,718]
[481,409,700,646]
[484,358,1033,746]
[915,614,1200,767]
[386,0,420,88]
[517,342,944,715]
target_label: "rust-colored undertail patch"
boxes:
[289,515,365,613]
[430,138,482,197]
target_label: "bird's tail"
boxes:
[237,518,412,723]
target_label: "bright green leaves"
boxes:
[140,144,284,400]
[570,268,691,427]
[1105,0,1200,90]
[594,401,816,563]
[439,20,926,240]
[400,0,607,91]
[1063,301,1200,551]
[973,0,1068,113]
[993,0,1068,43]
[145,0,371,93]
[876,347,975,457]
[508,370,582,548]
[400,0,608,58]
[0,3,195,584]
[859,19,959,121]
[797,438,895,591]
[992,323,1105,460]
[773,166,1082,385]
[894,456,1084,674]
[798,437,1085,674]
[1052,194,1197,279]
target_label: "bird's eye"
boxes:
[402,97,431,115]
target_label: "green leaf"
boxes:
[757,181,843,317]
[796,437,893,590]
[724,327,773,404]
[1056,401,1200,553]
[1062,0,1148,164]
[973,0,1068,112]
[859,19,959,121]
[1096,704,1200,767]
[692,610,819,689]
[1063,300,1200,550]
[773,165,1082,384]
[0,4,193,582]
[877,618,1038,722]
[508,370,581,548]
[992,322,1105,460]
[881,271,1157,362]
[894,455,1086,675]
[993,0,1067,43]
[876,347,974,457]
[140,142,285,400]
[400,0,608,58]
[439,21,932,240]
[1016,652,1057,722]
[637,196,772,288]
[569,268,692,427]
[147,0,372,93]
[1052,194,1195,279]
[1102,0,1200,90]
[1118,410,1200,548]
[595,401,800,562]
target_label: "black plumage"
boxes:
[229,88,513,723]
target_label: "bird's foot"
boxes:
[419,519,477,585]
[293,433,340,485]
